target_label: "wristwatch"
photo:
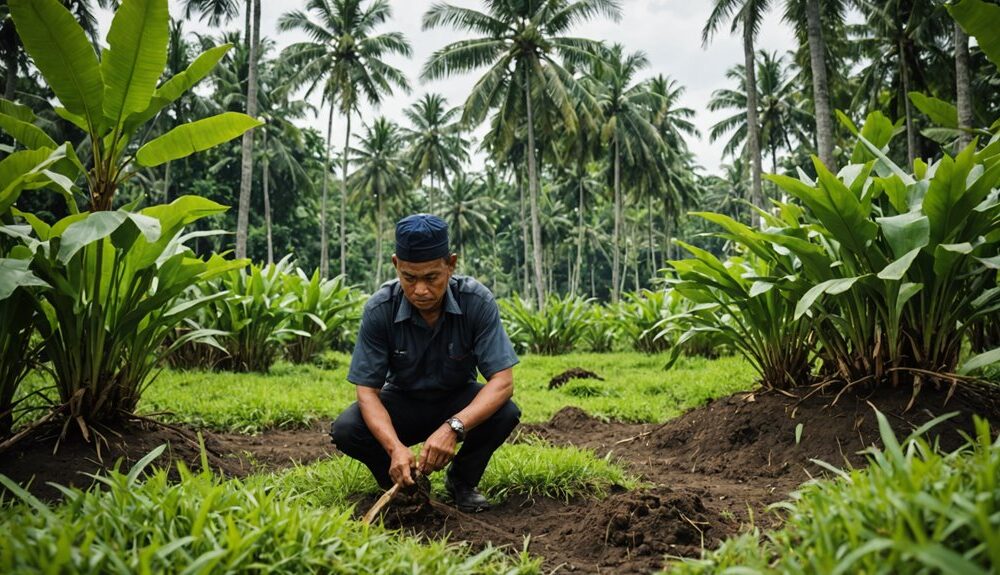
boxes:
[446,417,466,441]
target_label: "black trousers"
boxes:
[331,383,521,489]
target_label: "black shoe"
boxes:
[444,474,491,513]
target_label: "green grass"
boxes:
[269,440,641,509]
[665,414,1000,574]
[138,352,756,433]
[0,447,540,574]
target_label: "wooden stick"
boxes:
[0,406,64,456]
[362,483,401,524]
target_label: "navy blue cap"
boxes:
[395,214,450,262]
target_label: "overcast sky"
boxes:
[97,1,802,175]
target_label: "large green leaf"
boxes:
[0,146,68,213]
[56,211,131,263]
[908,92,958,128]
[795,277,862,319]
[123,44,231,136]
[949,0,1000,69]
[0,113,57,150]
[0,98,35,123]
[135,112,263,167]
[101,0,169,127]
[9,0,103,129]
[876,211,930,259]
[923,146,981,245]
[0,258,50,300]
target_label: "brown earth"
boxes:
[1,381,997,574]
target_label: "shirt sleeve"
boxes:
[347,301,390,388]
[472,294,520,379]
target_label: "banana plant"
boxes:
[5,0,261,211]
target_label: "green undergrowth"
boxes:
[270,439,640,509]
[134,352,754,433]
[666,413,1000,574]
[0,446,540,574]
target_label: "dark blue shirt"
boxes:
[347,275,519,394]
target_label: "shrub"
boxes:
[200,257,303,373]
[617,289,675,354]
[666,246,813,389]
[283,270,362,363]
[579,304,620,353]
[500,294,592,355]
[668,412,1000,574]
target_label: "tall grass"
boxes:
[0,446,540,574]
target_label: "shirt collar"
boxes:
[393,280,463,324]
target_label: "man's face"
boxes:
[393,255,457,312]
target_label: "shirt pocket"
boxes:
[444,341,475,384]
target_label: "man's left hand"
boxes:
[418,424,458,474]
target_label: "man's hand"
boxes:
[388,444,417,486]
[418,424,458,474]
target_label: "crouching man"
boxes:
[331,213,521,512]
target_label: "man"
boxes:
[331,213,521,512]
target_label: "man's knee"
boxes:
[493,400,521,434]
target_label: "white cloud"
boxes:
[96,0,801,175]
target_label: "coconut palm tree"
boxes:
[586,44,666,303]
[851,0,949,165]
[440,172,501,258]
[648,74,699,263]
[257,61,316,265]
[279,0,412,279]
[703,0,770,223]
[185,0,261,261]
[709,51,808,176]
[347,117,411,287]
[422,0,622,308]
[401,93,468,214]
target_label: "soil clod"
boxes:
[548,368,605,389]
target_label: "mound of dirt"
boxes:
[647,382,999,487]
[549,368,605,389]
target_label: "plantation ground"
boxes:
[3,353,998,573]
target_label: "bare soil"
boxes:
[1,381,997,574]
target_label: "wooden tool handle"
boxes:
[361,482,401,525]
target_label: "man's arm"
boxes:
[356,386,417,486]
[417,367,513,475]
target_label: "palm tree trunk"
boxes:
[3,47,16,101]
[263,129,273,265]
[320,106,333,278]
[900,38,917,167]
[806,0,835,169]
[340,111,352,278]
[955,22,974,149]
[573,176,585,296]
[163,160,171,203]
[524,70,546,310]
[612,135,622,303]
[518,169,530,297]
[375,191,383,286]
[235,0,260,260]
[743,27,764,225]
[647,194,655,280]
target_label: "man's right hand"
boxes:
[388,444,416,486]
